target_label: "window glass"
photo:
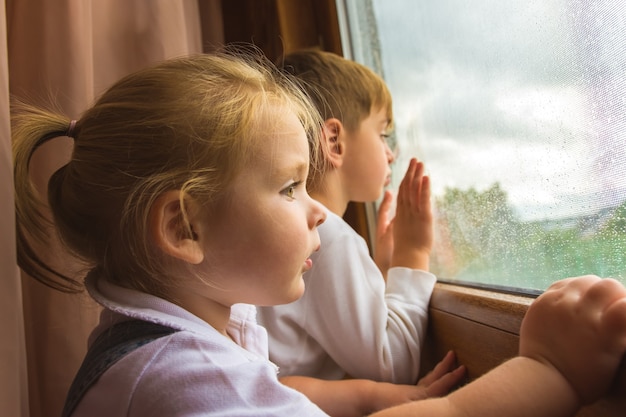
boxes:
[338,0,626,291]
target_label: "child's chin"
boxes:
[291,281,306,301]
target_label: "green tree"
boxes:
[433,183,520,278]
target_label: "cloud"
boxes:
[374,0,578,85]
[372,0,626,220]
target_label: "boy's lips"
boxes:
[304,258,313,270]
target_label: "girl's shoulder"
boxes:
[75,328,327,416]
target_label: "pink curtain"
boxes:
[1,1,224,416]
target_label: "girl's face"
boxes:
[196,108,327,308]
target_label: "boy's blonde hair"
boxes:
[13,50,323,298]
[280,49,393,134]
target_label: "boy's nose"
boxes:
[385,142,396,164]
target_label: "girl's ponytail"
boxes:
[12,101,82,292]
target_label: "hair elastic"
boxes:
[66,120,77,138]
[30,120,78,163]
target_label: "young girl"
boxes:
[13,51,626,417]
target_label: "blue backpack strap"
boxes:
[62,319,178,417]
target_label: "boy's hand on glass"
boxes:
[519,275,626,405]
[374,189,395,280]
[390,158,433,271]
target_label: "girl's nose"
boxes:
[310,197,326,228]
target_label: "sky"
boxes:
[368,0,626,221]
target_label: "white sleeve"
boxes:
[298,222,436,383]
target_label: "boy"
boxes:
[257,49,434,384]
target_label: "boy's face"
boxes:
[341,107,395,202]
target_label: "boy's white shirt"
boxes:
[258,208,436,384]
[71,273,327,417]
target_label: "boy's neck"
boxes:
[310,177,350,216]
[309,163,350,217]
[311,192,348,217]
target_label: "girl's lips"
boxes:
[303,245,319,271]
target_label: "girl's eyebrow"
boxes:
[267,160,309,185]
[287,162,309,180]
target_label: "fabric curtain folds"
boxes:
[1,1,224,416]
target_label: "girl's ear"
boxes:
[149,190,204,264]
[323,118,344,168]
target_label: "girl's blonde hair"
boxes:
[13,49,323,298]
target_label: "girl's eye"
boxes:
[283,182,301,199]
[381,133,390,142]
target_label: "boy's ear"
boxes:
[149,190,204,265]
[323,118,344,167]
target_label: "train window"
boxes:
[337,0,626,292]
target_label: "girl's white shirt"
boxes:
[70,273,328,417]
